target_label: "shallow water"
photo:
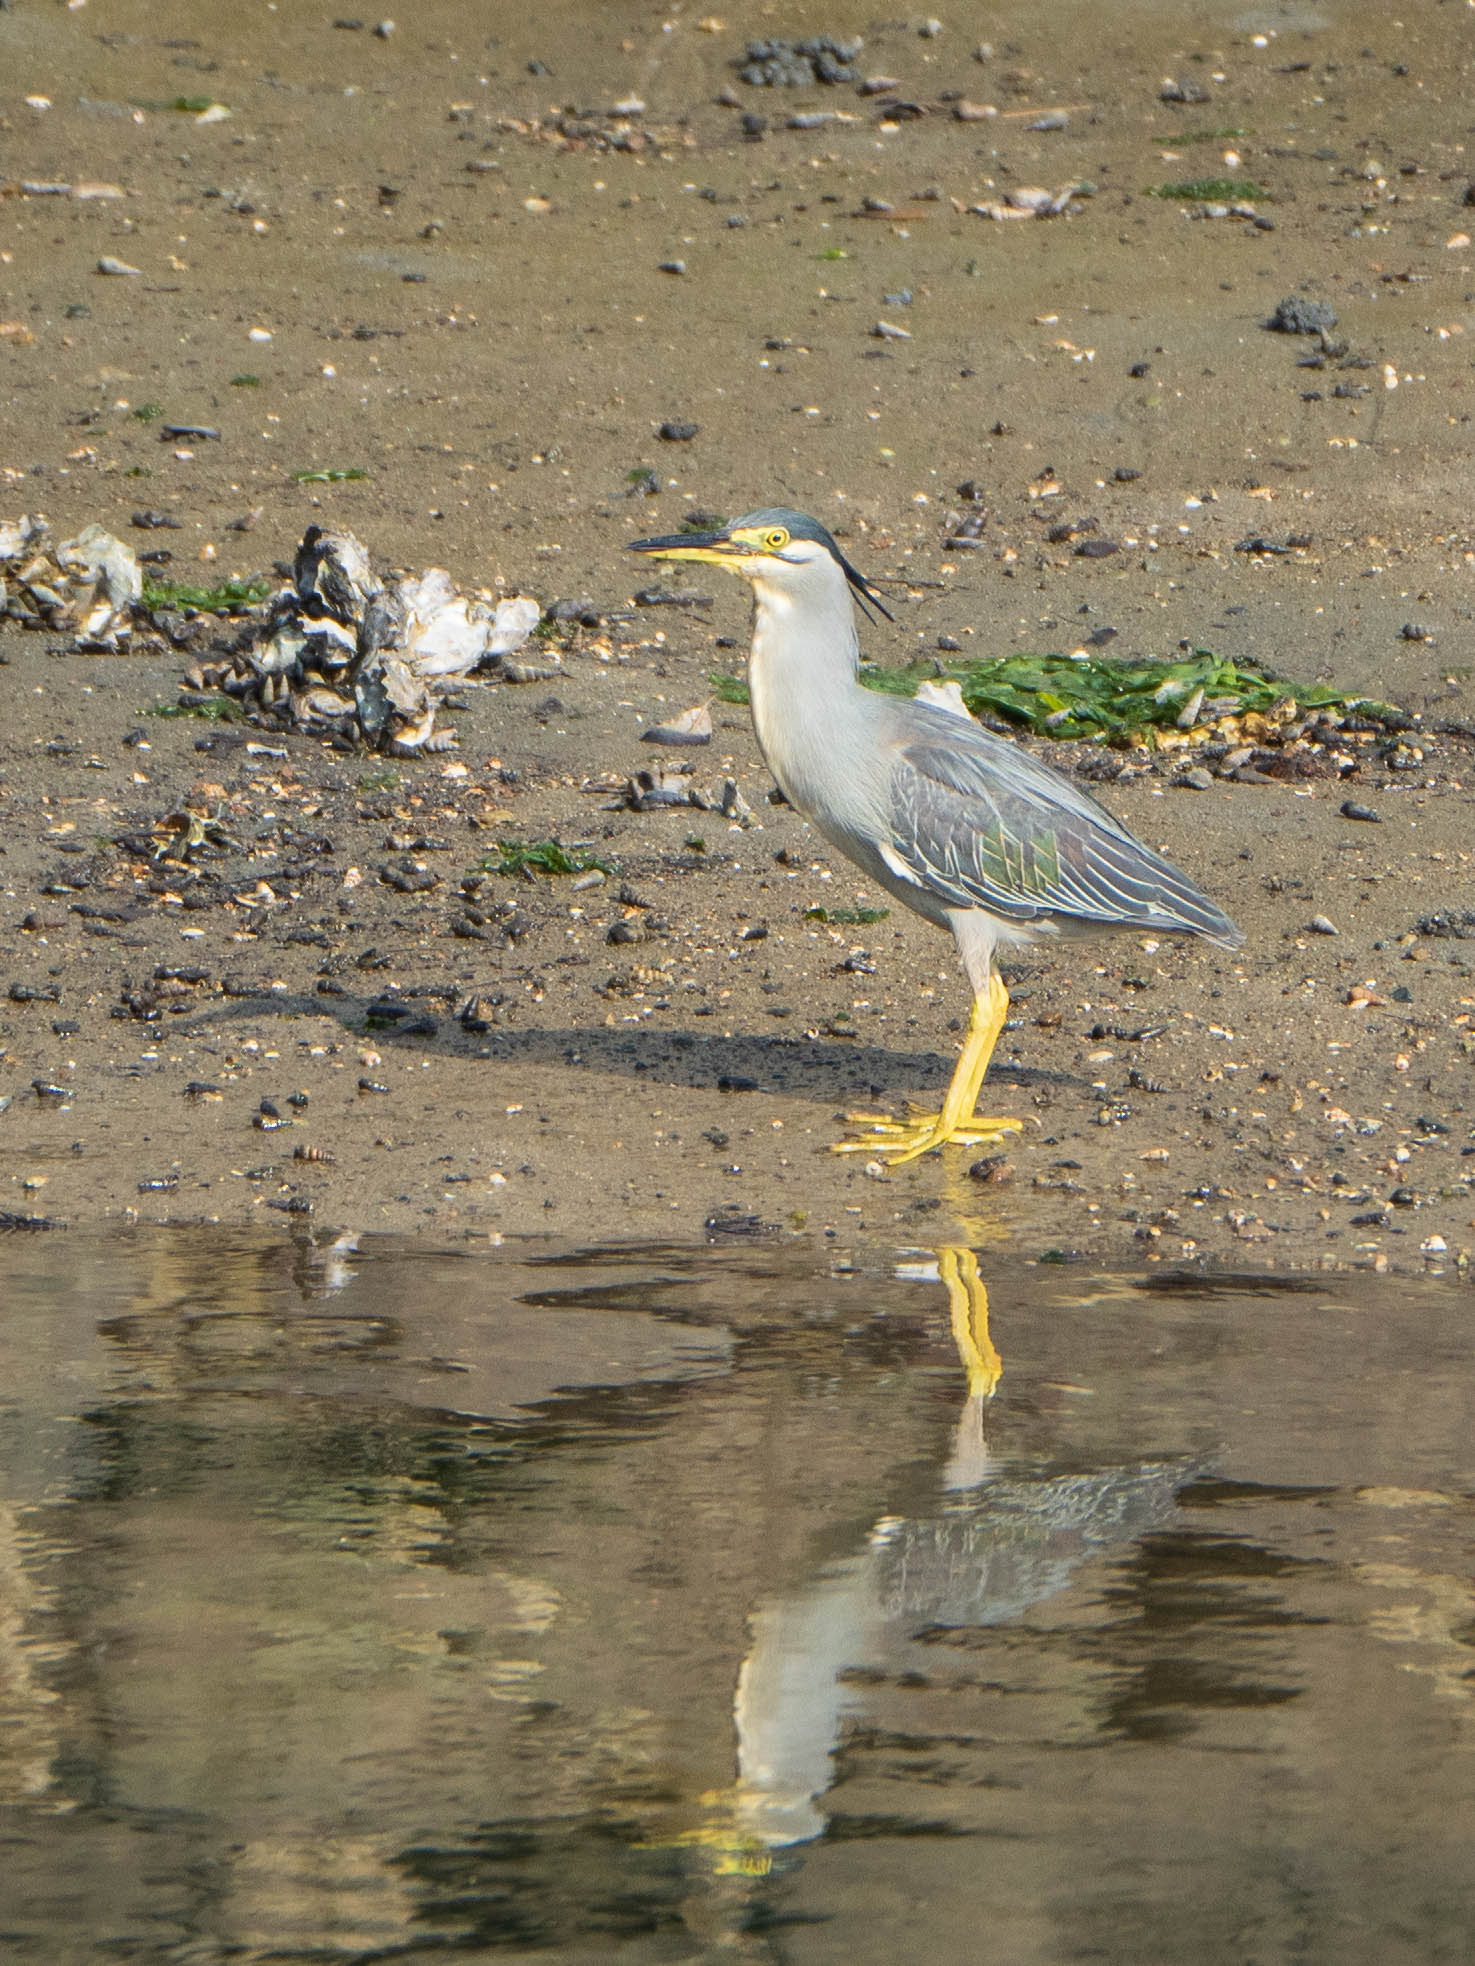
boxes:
[1,1232,1472,1964]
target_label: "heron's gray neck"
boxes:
[746,576,862,804]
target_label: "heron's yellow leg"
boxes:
[832,972,1022,1162]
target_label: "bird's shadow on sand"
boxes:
[182,989,1081,1102]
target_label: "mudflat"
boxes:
[3,0,1474,1268]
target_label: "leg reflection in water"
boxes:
[939,1241,1003,1492]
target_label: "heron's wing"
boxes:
[884,727,1242,946]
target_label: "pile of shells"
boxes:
[0,515,143,651]
[184,525,545,754]
[1066,699,1427,790]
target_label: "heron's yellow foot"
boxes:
[831,1109,1023,1163]
[832,974,1017,1163]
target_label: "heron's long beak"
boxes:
[628,529,744,566]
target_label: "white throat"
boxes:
[745,563,863,809]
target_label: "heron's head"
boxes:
[629,507,892,622]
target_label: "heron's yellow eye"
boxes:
[762,527,790,552]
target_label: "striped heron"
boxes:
[630,508,1242,1162]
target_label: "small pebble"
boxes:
[1340,800,1381,822]
[658,259,687,275]
[1175,767,1214,791]
[1307,915,1340,935]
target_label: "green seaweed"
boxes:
[131,402,164,422]
[290,467,368,484]
[861,649,1398,743]
[142,575,271,614]
[1162,127,1251,144]
[475,838,613,878]
[709,671,751,704]
[230,373,261,388]
[804,905,890,925]
[1145,177,1268,201]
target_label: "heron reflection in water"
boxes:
[679,1242,1186,1871]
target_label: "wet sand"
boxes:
[3,0,1475,1268]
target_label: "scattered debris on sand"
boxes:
[3,514,546,753]
[183,526,543,753]
[1,515,142,650]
